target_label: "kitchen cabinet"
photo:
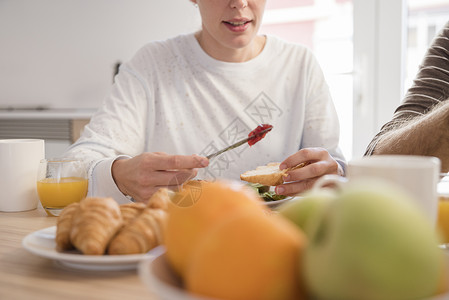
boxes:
[0,109,94,158]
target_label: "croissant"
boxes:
[70,197,123,255]
[147,187,172,210]
[55,202,80,251]
[107,208,167,255]
[120,202,146,226]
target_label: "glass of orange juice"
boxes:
[437,174,449,249]
[36,158,88,216]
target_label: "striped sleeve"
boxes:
[365,21,449,155]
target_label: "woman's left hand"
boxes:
[275,147,344,196]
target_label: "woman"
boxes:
[65,0,345,203]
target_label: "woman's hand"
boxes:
[111,152,209,203]
[275,147,343,196]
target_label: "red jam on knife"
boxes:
[247,124,273,146]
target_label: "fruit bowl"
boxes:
[139,247,216,300]
[139,247,449,300]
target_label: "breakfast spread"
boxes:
[55,188,170,255]
[206,124,273,160]
[247,124,273,146]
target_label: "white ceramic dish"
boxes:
[139,247,216,300]
[22,226,157,271]
[263,196,300,209]
[139,249,449,300]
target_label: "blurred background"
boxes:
[0,0,448,159]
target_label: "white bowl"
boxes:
[139,246,216,300]
[139,247,449,300]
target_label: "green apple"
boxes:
[276,189,335,238]
[304,179,445,300]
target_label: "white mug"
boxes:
[314,155,441,225]
[0,139,45,212]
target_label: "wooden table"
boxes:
[0,208,156,300]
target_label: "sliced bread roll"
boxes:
[240,162,307,186]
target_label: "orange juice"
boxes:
[437,197,449,244]
[37,177,88,216]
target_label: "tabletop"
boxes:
[0,207,156,300]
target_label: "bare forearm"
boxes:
[373,101,449,171]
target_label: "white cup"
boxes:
[314,155,441,225]
[0,139,45,212]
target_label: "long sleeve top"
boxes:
[65,33,346,203]
[365,21,449,155]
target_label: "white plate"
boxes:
[139,249,449,300]
[22,226,157,271]
[263,196,302,209]
[263,196,294,209]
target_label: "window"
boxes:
[261,0,449,161]
[405,0,449,94]
[260,0,354,159]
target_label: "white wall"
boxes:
[0,0,201,109]
[352,0,406,158]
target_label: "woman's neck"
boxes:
[194,31,266,63]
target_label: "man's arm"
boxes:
[373,100,449,171]
[365,21,449,168]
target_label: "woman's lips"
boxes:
[223,20,251,32]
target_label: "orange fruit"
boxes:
[185,212,308,300]
[164,180,267,277]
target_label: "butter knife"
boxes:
[206,127,273,160]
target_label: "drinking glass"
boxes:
[36,158,88,216]
[438,173,449,249]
